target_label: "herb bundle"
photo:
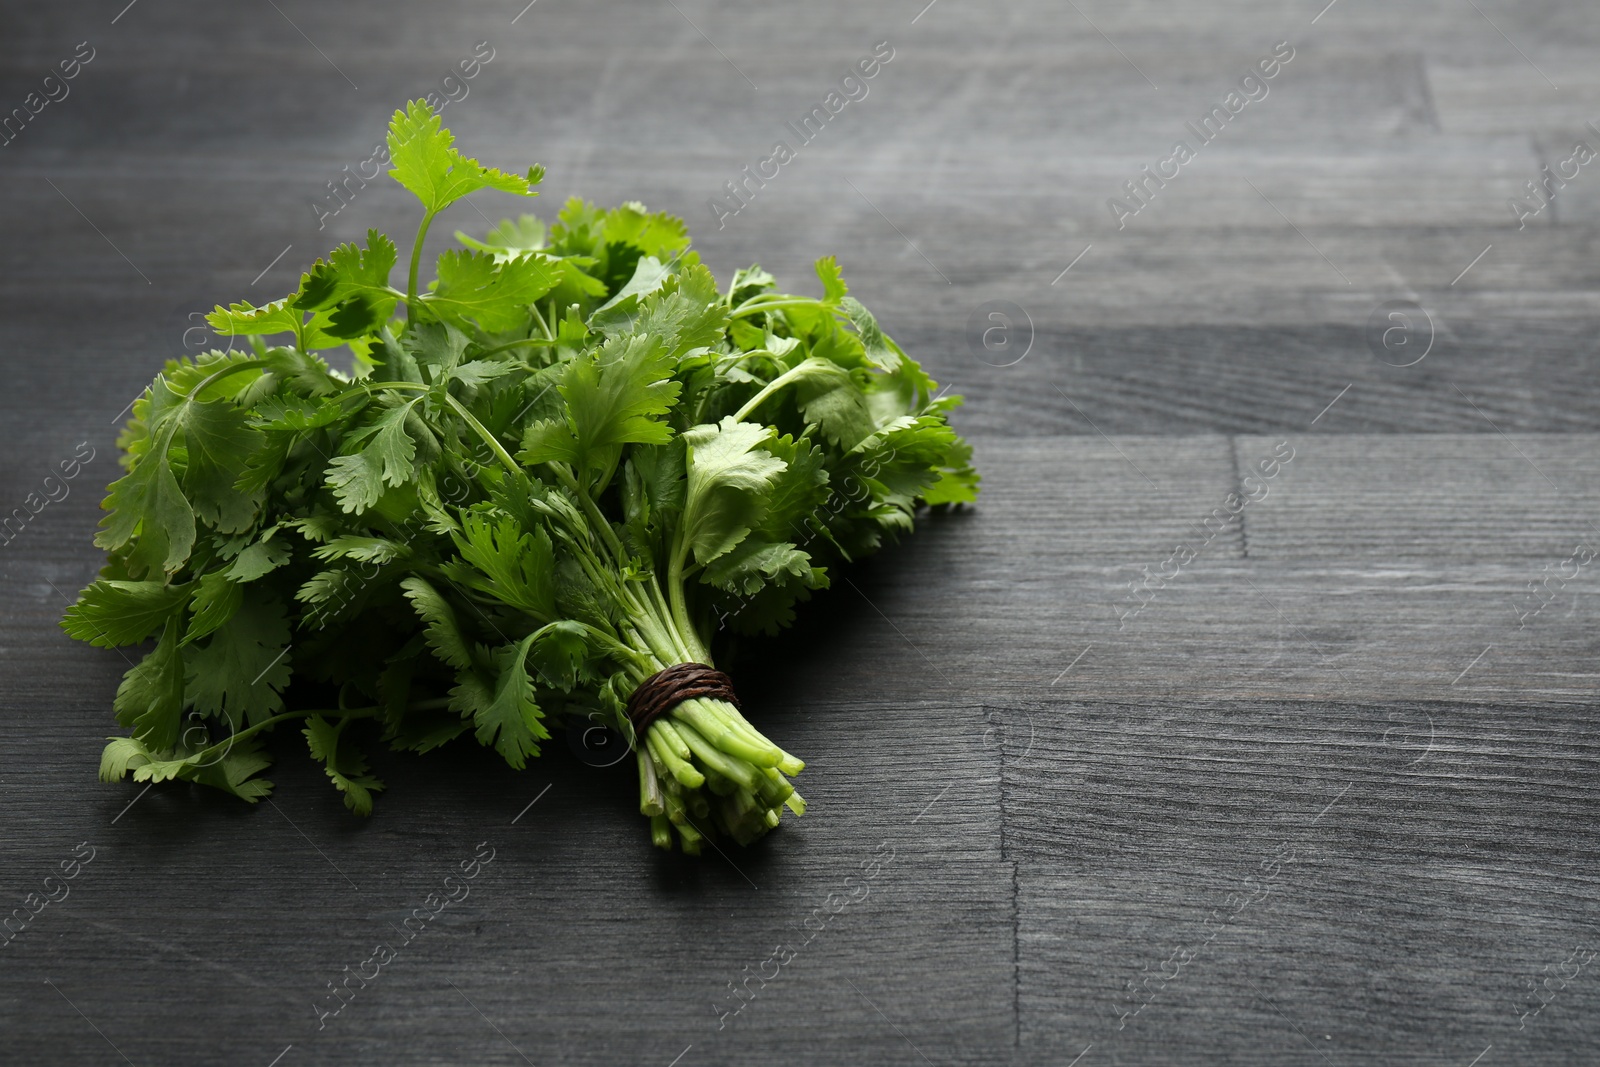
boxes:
[62,101,978,852]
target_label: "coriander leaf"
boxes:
[99,733,276,802]
[411,320,472,378]
[259,346,340,398]
[400,576,474,669]
[188,733,276,802]
[428,250,560,332]
[224,536,293,582]
[837,296,903,371]
[304,716,385,816]
[184,598,292,729]
[294,230,400,339]
[729,264,776,304]
[518,334,681,481]
[603,201,691,259]
[95,409,195,576]
[703,538,813,596]
[591,255,673,325]
[455,214,547,259]
[180,397,266,533]
[310,535,409,564]
[186,570,242,643]
[206,297,300,340]
[527,619,591,690]
[446,513,557,620]
[387,99,540,215]
[815,256,848,304]
[450,359,517,389]
[113,618,186,749]
[679,416,787,566]
[325,400,421,514]
[757,433,830,539]
[922,434,981,505]
[99,737,151,782]
[450,637,550,770]
[775,358,874,448]
[62,579,190,648]
[97,367,267,573]
[629,263,728,359]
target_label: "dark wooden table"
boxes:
[3,1,1597,1064]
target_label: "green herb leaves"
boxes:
[387,99,541,217]
[519,334,682,482]
[65,101,976,838]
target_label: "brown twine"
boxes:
[625,662,741,737]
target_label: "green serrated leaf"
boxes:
[815,256,848,304]
[518,334,681,483]
[186,570,242,644]
[679,417,787,566]
[450,637,550,770]
[113,617,186,749]
[456,214,547,259]
[400,576,474,669]
[325,400,420,514]
[387,98,538,216]
[183,597,292,729]
[428,250,560,332]
[447,513,557,620]
[303,716,385,816]
[62,579,190,648]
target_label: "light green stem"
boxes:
[407,209,438,315]
[729,297,821,320]
[733,359,817,422]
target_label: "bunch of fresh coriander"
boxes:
[63,100,977,852]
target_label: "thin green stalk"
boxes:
[441,392,520,476]
[407,209,439,315]
[551,463,630,566]
[187,359,267,400]
[621,621,674,675]
[672,720,759,791]
[729,297,821,320]
[356,380,430,395]
[528,301,554,341]
[733,360,816,422]
[653,719,693,760]
[664,542,708,665]
[473,337,557,361]
[647,727,705,789]
[637,749,664,816]
[673,699,780,768]
[182,706,381,767]
[645,574,701,663]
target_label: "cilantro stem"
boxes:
[187,359,267,400]
[728,298,820,320]
[733,360,817,422]
[182,706,382,766]
[357,380,430,395]
[527,301,554,341]
[473,337,557,361]
[551,463,631,565]
[407,209,439,316]
[664,544,705,664]
[440,392,521,476]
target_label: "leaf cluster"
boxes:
[64,100,978,813]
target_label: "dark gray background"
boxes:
[2,1,1597,1064]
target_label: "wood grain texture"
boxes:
[1003,697,1600,1065]
[1,0,1597,1062]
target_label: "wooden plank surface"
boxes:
[1004,697,1600,1066]
[1,0,1597,1063]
